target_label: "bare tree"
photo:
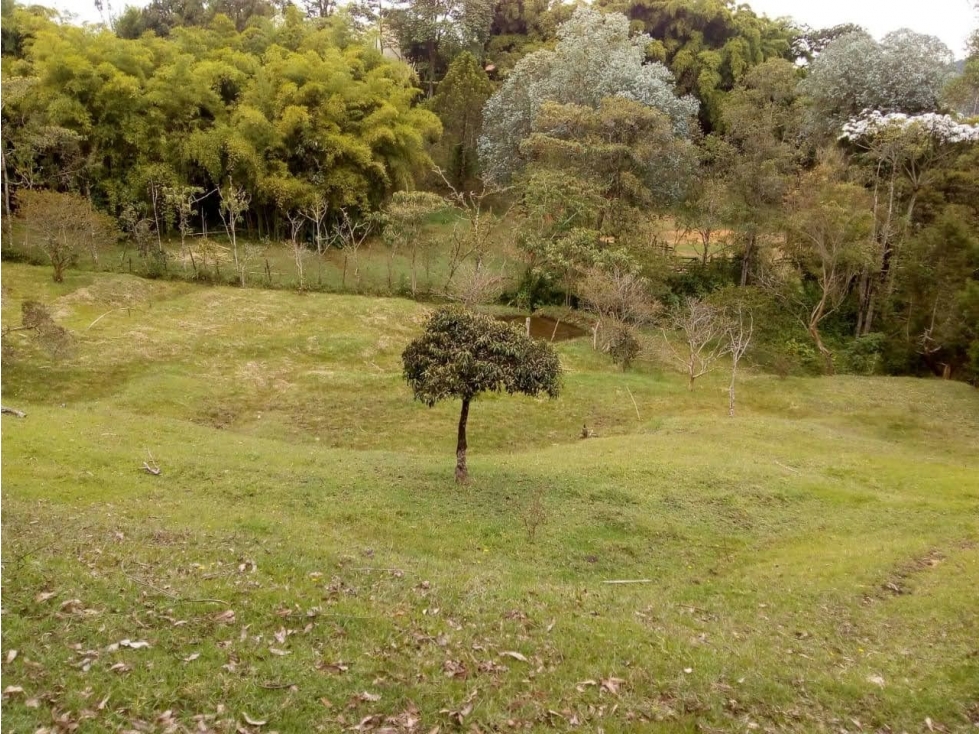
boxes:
[664,298,729,390]
[381,191,446,297]
[218,178,251,287]
[17,190,114,282]
[435,167,511,294]
[579,265,658,350]
[333,208,374,290]
[285,209,309,291]
[302,196,329,255]
[724,303,753,417]
[447,261,506,308]
[163,185,212,275]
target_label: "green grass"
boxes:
[2,263,978,733]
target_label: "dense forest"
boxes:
[2,0,978,382]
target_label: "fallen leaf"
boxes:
[575,679,598,693]
[358,691,381,703]
[5,650,17,663]
[242,713,267,726]
[867,674,885,688]
[268,647,290,657]
[213,610,236,624]
[683,667,693,674]
[113,639,150,650]
[316,661,349,674]
[35,591,58,603]
[500,651,528,662]
[601,677,625,695]
[108,662,131,673]
[2,685,24,697]
[25,698,40,708]
[183,653,201,663]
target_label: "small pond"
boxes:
[497,315,587,342]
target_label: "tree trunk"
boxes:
[455,397,470,484]
[808,322,834,375]
[739,232,754,287]
[427,38,436,97]
[728,362,738,417]
[1,147,13,249]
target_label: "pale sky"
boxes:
[45,0,979,58]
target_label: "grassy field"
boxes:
[2,263,978,733]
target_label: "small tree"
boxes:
[664,298,729,390]
[402,308,562,484]
[17,190,113,282]
[578,265,658,351]
[381,191,447,297]
[724,303,753,417]
[218,178,251,287]
[285,209,309,291]
[302,196,330,255]
[333,208,374,290]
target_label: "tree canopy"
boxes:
[1,5,440,235]
[477,7,698,184]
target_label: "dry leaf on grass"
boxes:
[601,677,625,695]
[242,712,267,726]
[500,651,527,662]
[213,610,236,624]
[183,653,200,663]
[5,650,18,663]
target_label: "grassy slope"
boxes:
[1,263,978,733]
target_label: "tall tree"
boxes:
[597,0,797,130]
[428,51,493,189]
[800,29,955,137]
[778,159,874,373]
[478,7,698,184]
[386,0,494,96]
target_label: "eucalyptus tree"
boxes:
[800,29,955,137]
[478,7,698,184]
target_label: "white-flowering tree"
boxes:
[477,7,699,183]
[801,29,955,135]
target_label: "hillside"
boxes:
[2,264,979,732]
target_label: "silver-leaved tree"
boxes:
[477,7,699,184]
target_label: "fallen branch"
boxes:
[1,406,26,418]
[602,579,652,585]
[774,460,800,474]
[625,387,641,421]
[87,308,126,330]
[142,450,161,476]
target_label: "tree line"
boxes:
[2,0,978,382]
